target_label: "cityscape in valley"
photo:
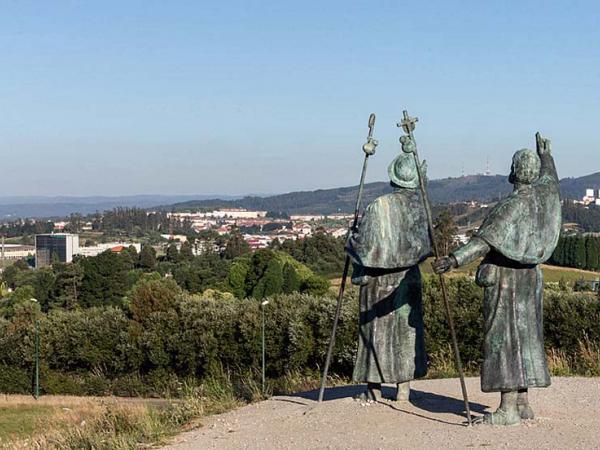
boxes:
[4,2,600,448]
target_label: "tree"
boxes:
[129,277,181,323]
[245,249,275,295]
[227,259,250,298]
[575,236,587,269]
[223,231,250,260]
[166,242,180,263]
[301,275,330,296]
[79,251,131,307]
[138,245,157,270]
[282,263,300,294]
[180,241,194,261]
[585,235,599,271]
[435,210,458,256]
[52,262,84,310]
[252,259,283,299]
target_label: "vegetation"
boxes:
[549,234,600,271]
[561,201,600,232]
[270,232,346,277]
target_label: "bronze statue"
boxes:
[347,136,431,402]
[433,133,561,425]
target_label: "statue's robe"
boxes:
[452,152,561,392]
[347,188,431,384]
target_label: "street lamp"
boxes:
[261,300,269,395]
[30,298,40,400]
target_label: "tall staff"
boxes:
[398,110,472,426]
[318,113,378,403]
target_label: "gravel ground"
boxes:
[163,377,600,449]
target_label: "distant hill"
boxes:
[167,175,512,215]
[0,195,239,219]
[559,172,600,199]
[2,171,597,219]
[166,172,600,215]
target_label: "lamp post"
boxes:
[261,300,269,395]
[30,298,40,400]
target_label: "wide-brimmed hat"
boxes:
[388,152,426,189]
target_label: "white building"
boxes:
[290,214,325,222]
[0,244,35,260]
[76,242,142,258]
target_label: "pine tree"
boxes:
[282,262,300,294]
[180,241,194,261]
[227,259,250,298]
[166,242,180,263]
[223,231,251,259]
[585,235,599,271]
[575,235,587,269]
[138,245,157,270]
[252,259,283,299]
[551,236,565,266]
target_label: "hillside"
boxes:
[167,172,600,215]
[560,172,600,199]
[168,175,512,215]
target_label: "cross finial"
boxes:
[397,110,418,135]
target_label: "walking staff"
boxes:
[398,110,472,426]
[318,113,378,403]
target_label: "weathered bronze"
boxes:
[345,120,431,402]
[398,111,472,426]
[433,133,561,425]
[318,113,378,403]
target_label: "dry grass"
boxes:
[0,372,243,450]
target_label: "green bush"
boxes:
[1,275,600,396]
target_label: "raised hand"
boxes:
[536,132,551,156]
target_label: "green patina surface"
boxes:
[450,137,561,393]
[346,151,431,384]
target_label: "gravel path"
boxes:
[164,377,600,449]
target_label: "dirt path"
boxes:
[164,377,600,449]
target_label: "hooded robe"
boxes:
[452,151,561,392]
[347,188,431,384]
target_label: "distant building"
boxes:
[0,244,35,261]
[290,215,325,222]
[76,242,141,258]
[35,233,79,268]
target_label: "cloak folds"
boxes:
[475,168,561,265]
[453,151,561,392]
[347,189,431,384]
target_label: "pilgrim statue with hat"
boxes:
[346,136,431,402]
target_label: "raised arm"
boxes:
[536,132,558,183]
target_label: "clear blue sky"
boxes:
[1,1,599,196]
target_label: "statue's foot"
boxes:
[518,403,534,420]
[354,383,381,402]
[482,408,521,426]
[394,382,410,402]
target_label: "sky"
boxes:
[1,0,600,197]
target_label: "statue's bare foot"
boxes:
[394,382,410,402]
[482,408,521,426]
[518,403,534,420]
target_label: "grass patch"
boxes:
[0,404,53,442]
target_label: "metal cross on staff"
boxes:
[398,110,473,426]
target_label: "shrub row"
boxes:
[1,275,599,395]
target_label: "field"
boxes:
[330,259,599,292]
[0,395,169,449]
